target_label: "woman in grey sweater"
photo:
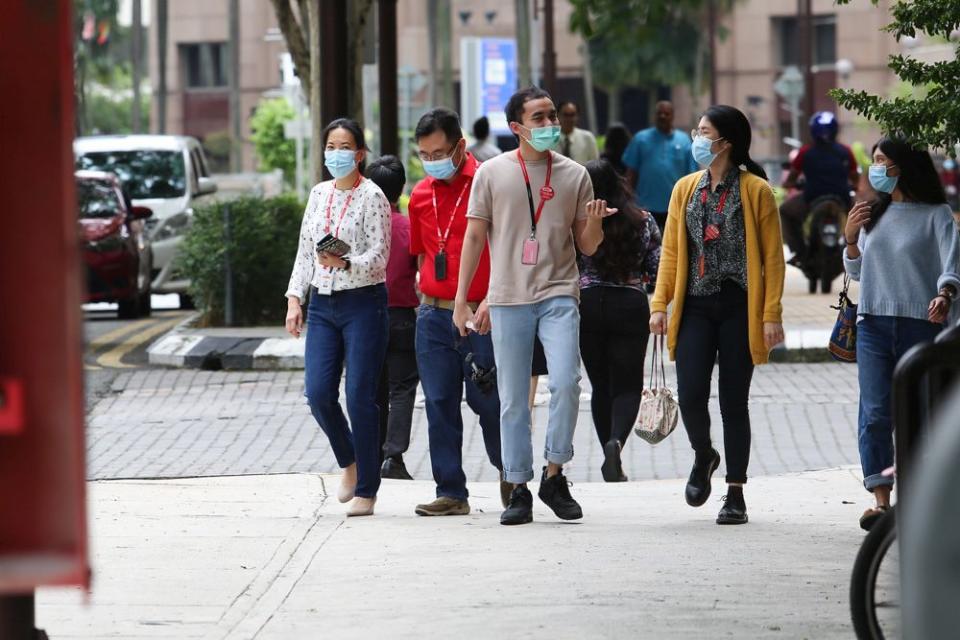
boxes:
[843,137,960,531]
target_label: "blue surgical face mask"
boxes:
[869,164,898,194]
[691,135,722,166]
[422,148,461,180]
[324,149,358,179]
[522,125,561,152]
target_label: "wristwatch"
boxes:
[938,286,956,302]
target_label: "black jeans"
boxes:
[579,286,651,447]
[377,307,420,460]
[675,281,754,484]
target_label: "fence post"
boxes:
[223,203,234,327]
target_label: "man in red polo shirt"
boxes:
[408,108,506,516]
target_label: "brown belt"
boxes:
[423,296,478,312]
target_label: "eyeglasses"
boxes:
[418,146,456,162]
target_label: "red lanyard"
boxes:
[324,174,363,236]
[517,149,554,234]
[700,185,729,216]
[430,178,471,252]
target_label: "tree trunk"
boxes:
[436,0,454,108]
[156,0,168,133]
[346,0,375,124]
[607,86,621,125]
[307,0,322,185]
[270,0,311,98]
[131,0,142,133]
[228,0,242,172]
[581,43,598,134]
[427,0,438,105]
[515,0,532,88]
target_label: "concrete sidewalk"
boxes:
[38,469,866,639]
[148,266,858,369]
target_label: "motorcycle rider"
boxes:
[780,111,860,266]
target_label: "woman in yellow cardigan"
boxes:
[649,105,785,525]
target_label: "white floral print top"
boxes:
[285,178,391,300]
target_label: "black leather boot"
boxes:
[685,448,721,507]
[717,485,748,525]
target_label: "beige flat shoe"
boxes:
[346,496,376,517]
[337,478,356,503]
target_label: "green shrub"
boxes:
[250,97,300,185]
[180,195,304,326]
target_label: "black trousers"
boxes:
[675,281,754,484]
[579,286,651,448]
[377,307,420,460]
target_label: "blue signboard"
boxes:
[479,38,517,135]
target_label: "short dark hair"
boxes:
[472,116,490,141]
[558,101,578,114]
[415,108,463,143]
[322,117,365,149]
[505,86,552,127]
[365,154,405,204]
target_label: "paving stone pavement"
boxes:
[86,360,860,483]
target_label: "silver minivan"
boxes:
[74,135,217,307]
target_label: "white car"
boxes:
[74,135,217,307]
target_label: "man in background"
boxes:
[622,100,697,232]
[467,116,502,163]
[558,101,599,165]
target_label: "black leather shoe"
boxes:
[685,448,721,507]
[500,484,534,525]
[601,439,628,482]
[717,486,748,525]
[380,456,413,480]
[538,467,583,520]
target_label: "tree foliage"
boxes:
[250,98,299,185]
[830,0,960,152]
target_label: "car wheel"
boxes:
[118,296,140,320]
[179,293,195,310]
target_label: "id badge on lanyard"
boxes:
[316,268,334,295]
[517,150,553,266]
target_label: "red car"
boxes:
[77,170,154,319]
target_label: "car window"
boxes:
[77,180,121,219]
[76,150,186,199]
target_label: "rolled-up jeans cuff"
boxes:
[544,447,574,466]
[864,472,894,491]
[503,468,535,484]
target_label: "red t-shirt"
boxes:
[409,153,491,302]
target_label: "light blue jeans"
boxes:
[489,296,582,484]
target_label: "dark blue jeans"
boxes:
[415,303,502,500]
[856,314,943,491]
[305,284,389,498]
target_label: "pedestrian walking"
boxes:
[843,137,960,531]
[649,105,786,526]
[367,155,420,481]
[454,86,606,526]
[285,118,391,518]
[622,100,698,233]
[408,108,508,516]
[558,101,599,165]
[601,123,632,177]
[467,116,503,163]
[580,158,661,482]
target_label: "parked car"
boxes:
[74,135,218,308]
[77,170,154,319]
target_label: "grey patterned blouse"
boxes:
[685,167,748,296]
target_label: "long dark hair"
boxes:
[584,158,651,283]
[602,123,632,172]
[703,105,767,180]
[866,137,947,231]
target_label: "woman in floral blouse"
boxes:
[579,158,661,482]
[649,105,785,526]
[285,118,392,517]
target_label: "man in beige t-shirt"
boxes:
[453,86,614,526]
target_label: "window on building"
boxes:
[774,15,837,67]
[182,43,228,88]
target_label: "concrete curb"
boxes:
[148,324,838,369]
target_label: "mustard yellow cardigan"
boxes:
[650,170,785,365]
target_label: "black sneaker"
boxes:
[685,448,721,507]
[500,485,533,525]
[537,467,583,520]
[716,486,748,525]
[380,456,413,480]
